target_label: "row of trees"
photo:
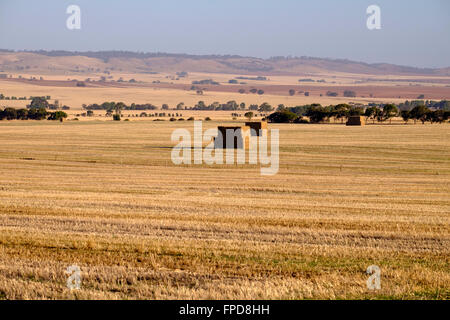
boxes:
[83,102,158,112]
[0,107,67,121]
[0,94,52,101]
[400,106,450,124]
[25,97,70,110]
[268,104,450,124]
[191,101,274,112]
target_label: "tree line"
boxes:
[268,103,450,124]
[83,102,158,111]
[0,107,67,121]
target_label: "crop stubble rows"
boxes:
[0,121,449,299]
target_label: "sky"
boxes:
[0,0,449,68]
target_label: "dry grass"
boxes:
[0,120,449,300]
[2,70,450,113]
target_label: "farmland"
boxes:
[0,120,448,299]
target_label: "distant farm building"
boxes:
[346,116,365,126]
[215,126,250,149]
[245,121,268,136]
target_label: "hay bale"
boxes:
[245,121,268,136]
[346,116,365,126]
[215,126,250,149]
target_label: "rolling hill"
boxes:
[0,50,449,76]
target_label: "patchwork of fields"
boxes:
[0,121,449,299]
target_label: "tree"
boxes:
[349,106,364,116]
[16,108,28,120]
[244,112,254,121]
[258,102,273,112]
[289,89,296,96]
[326,91,338,97]
[27,107,48,120]
[427,110,447,124]
[1,107,17,120]
[267,111,298,123]
[304,92,310,97]
[343,90,356,97]
[176,102,184,110]
[87,110,94,117]
[162,104,169,110]
[277,104,286,111]
[364,106,379,124]
[382,104,398,123]
[400,110,411,124]
[410,105,430,124]
[332,104,350,123]
[115,102,126,116]
[238,89,245,94]
[305,104,329,123]
[29,97,49,109]
[257,89,265,95]
[48,111,68,121]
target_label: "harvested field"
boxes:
[0,121,449,299]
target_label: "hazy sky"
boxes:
[1,0,449,68]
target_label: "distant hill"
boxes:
[0,50,449,76]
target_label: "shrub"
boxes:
[113,114,121,121]
[205,117,211,121]
[187,117,195,121]
[170,117,176,121]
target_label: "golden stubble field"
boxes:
[0,120,449,300]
